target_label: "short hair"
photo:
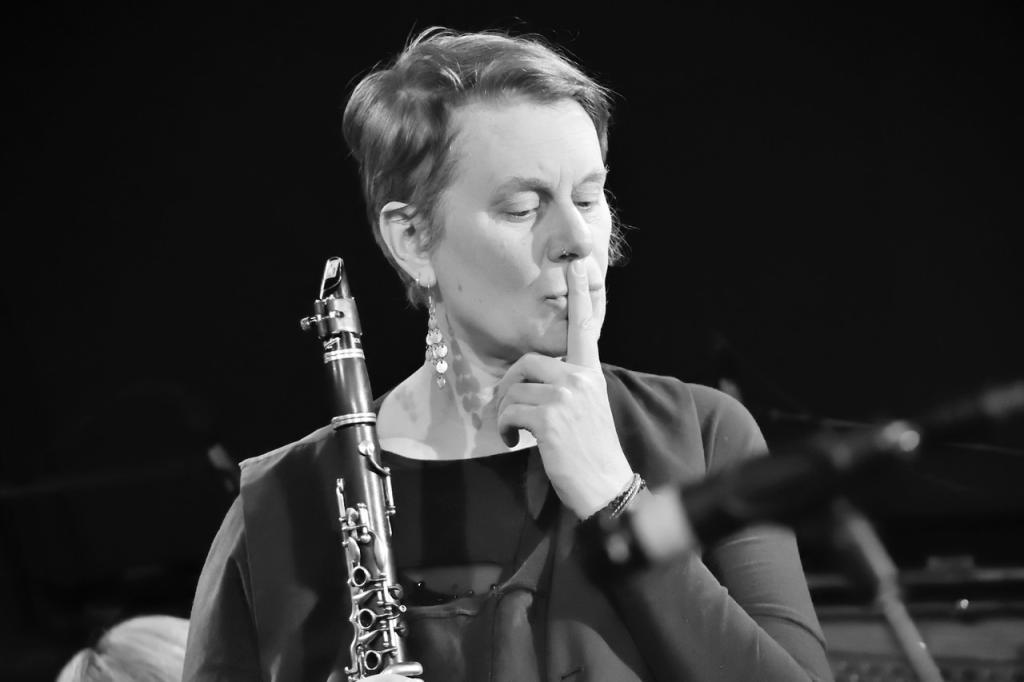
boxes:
[342,27,622,306]
[55,615,189,682]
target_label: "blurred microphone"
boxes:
[589,381,1024,568]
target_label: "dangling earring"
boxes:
[425,291,449,389]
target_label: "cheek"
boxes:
[493,240,539,285]
[445,228,536,296]
[592,214,614,269]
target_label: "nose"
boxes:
[547,200,594,263]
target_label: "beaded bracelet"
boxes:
[608,472,646,519]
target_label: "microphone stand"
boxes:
[828,499,944,682]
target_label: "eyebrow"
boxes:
[493,168,609,195]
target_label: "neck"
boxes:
[428,324,507,434]
[409,306,536,458]
[379,301,539,460]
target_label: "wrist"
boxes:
[582,471,646,521]
[608,472,646,517]
[556,453,634,519]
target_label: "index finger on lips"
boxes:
[567,259,600,369]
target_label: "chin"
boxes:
[528,322,569,358]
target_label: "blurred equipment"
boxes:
[827,500,943,682]
[585,380,1024,681]
[771,409,1024,680]
[591,381,1024,564]
[809,436,1024,682]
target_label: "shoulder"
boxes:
[687,382,758,431]
[203,495,247,566]
[602,364,766,474]
[688,383,768,472]
[601,363,693,415]
[238,424,336,486]
[190,496,253,616]
[602,363,746,416]
[600,364,701,483]
[602,363,740,424]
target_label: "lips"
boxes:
[544,286,603,300]
[543,287,603,311]
[544,295,568,309]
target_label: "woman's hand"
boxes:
[495,259,634,519]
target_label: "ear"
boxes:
[378,201,436,286]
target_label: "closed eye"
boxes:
[504,207,538,222]
[574,194,605,212]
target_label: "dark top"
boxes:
[385,448,551,605]
[386,448,537,568]
[183,365,834,681]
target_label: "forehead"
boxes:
[447,98,604,190]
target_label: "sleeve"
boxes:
[600,386,834,681]
[183,496,263,682]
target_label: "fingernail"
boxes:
[571,260,585,276]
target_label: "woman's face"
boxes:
[430,97,612,364]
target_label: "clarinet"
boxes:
[300,258,422,681]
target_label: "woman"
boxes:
[184,28,833,681]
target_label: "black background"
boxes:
[3,2,1022,678]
